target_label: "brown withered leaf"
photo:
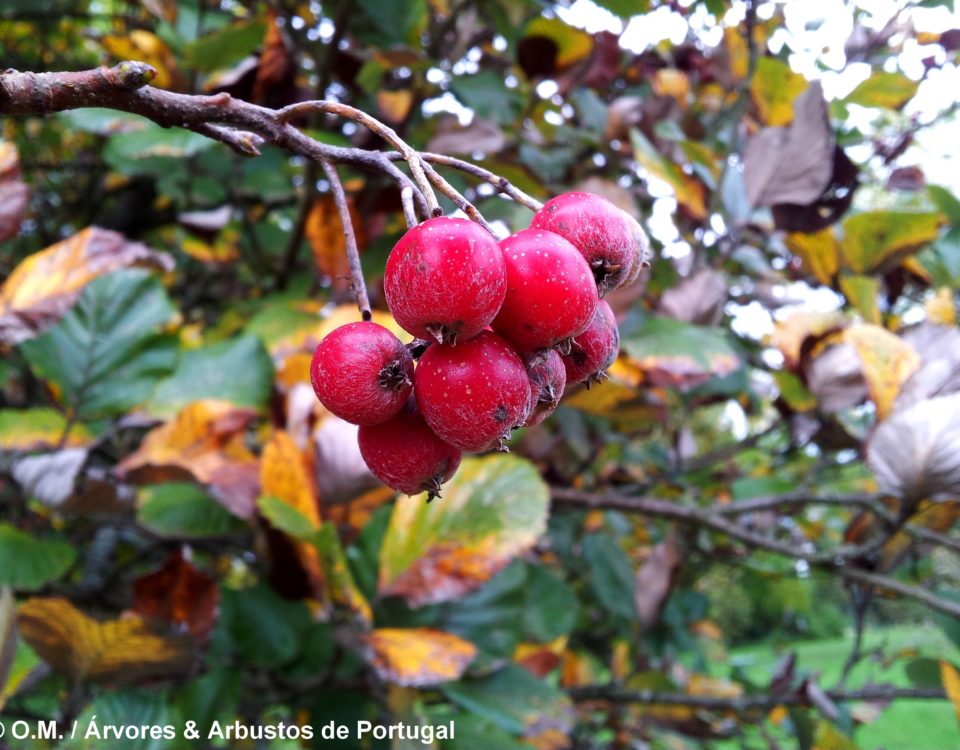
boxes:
[251,11,296,107]
[772,146,859,232]
[365,628,476,687]
[743,83,833,208]
[0,227,173,346]
[769,310,847,370]
[805,342,868,413]
[306,195,365,282]
[896,324,960,410]
[133,549,219,641]
[18,597,194,684]
[0,140,28,243]
[635,532,681,628]
[426,117,506,155]
[867,393,960,502]
[657,269,727,326]
[116,400,260,518]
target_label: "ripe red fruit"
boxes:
[531,192,645,297]
[561,300,620,386]
[525,349,566,426]
[358,400,461,499]
[384,216,506,345]
[415,330,531,453]
[310,321,413,425]
[491,229,597,353]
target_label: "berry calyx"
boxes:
[531,192,639,297]
[415,330,531,453]
[525,349,566,426]
[310,321,414,425]
[491,229,598,354]
[357,400,461,500]
[561,300,620,387]
[384,216,507,345]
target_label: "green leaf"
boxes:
[844,71,919,109]
[749,57,808,126]
[0,588,15,711]
[451,71,523,125]
[219,584,312,668]
[0,524,75,591]
[840,211,943,273]
[104,123,216,166]
[59,690,177,750]
[354,0,427,45]
[184,21,266,72]
[59,108,151,135]
[379,455,549,607]
[258,495,317,539]
[522,565,579,642]
[148,335,273,415]
[905,656,945,687]
[19,269,178,420]
[620,315,740,389]
[138,483,247,539]
[929,185,960,225]
[442,663,574,738]
[590,0,649,18]
[582,532,637,620]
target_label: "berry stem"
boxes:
[320,159,371,321]
[399,185,418,229]
[278,100,441,216]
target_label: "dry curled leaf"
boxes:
[0,140,28,243]
[133,549,219,641]
[844,324,920,420]
[634,532,681,628]
[0,227,173,346]
[116,400,260,518]
[365,628,476,687]
[18,597,194,684]
[427,117,506,155]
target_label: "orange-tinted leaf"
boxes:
[18,597,194,684]
[305,195,365,281]
[116,400,260,518]
[653,69,690,106]
[379,455,549,606]
[940,660,960,725]
[0,227,173,346]
[0,140,28,243]
[785,228,839,285]
[133,549,218,640]
[365,628,476,687]
[181,228,240,265]
[252,12,295,106]
[750,57,808,126]
[515,637,566,677]
[844,324,920,420]
[378,90,414,123]
[876,501,959,572]
[101,30,183,91]
[926,287,956,325]
[769,311,847,370]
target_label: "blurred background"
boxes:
[1,0,960,748]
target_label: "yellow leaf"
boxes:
[839,275,881,324]
[524,17,593,69]
[812,720,859,750]
[101,30,183,91]
[18,597,194,684]
[653,69,690,106]
[0,408,93,451]
[750,57,808,126]
[0,227,172,346]
[724,27,749,81]
[687,674,744,699]
[631,130,706,219]
[940,660,960,725]
[785,228,838,285]
[377,90,414,123]
[365,628,476,687]
[181,228,240,265]
[926,287,956,325]
[769,311,847,370]
[840,211,943,274]
[116,400,260,518]
[844,324,920,420]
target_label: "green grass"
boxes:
[715,624,959,750]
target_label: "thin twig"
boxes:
[399,185,417,228]
[420,160,496,235]
[320,160,370,320]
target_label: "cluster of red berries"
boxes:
[310,192,648,499]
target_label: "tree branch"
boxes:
[568,684,948,712]
[320,160,370,320]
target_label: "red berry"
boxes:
[491,229,598,353]
[530,192,644,297]
[525,349,566,426]
[310,321,413,425]
[358,400,461,499]
[415,330,531,453]
[561,300,620,386]
[384,216,506,345]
